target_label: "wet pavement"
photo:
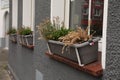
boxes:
[0,48,11,80]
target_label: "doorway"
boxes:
[4,11,9,49]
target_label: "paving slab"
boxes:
[0,48,11,80]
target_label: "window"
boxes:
[95,0,101,6]
[82,7,88,20]
[22,0,34,30]
[84,0,88,5]
[1,0,9,9]
[69,0,84,29]
[51,0,103,36]
[94,8,101,16]
[51,0,65,25]
[69,0,103,36]
[83,8,88,15]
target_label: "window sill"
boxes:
[20,43,34,50]
[46,52,103,77]
[10,39,17,43]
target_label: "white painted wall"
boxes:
[12,0,18,29]
[51,0,71,28]
[31,0,35,30]
[51,0,65,25]
[22,0,34,30]
[0,0,9,48]
[64,0,70,28]
[0,8,9,38]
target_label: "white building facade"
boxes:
[8,0,112,80]
[0,0,9,49]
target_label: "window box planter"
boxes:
[23,35,33,46]
[18,27,33,49]
[19,35,34,49]
[9,34,17,43]
[48,37,100,66]
[19,35,24,44]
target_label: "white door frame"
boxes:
[102,0,108,69]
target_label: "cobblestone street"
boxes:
[0,48,11,80]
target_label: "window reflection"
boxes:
[69,0,104,36]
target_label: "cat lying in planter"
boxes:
[38,17,100,66]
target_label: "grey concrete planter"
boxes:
[9,34,17,43]
[19,35,24,44]
[48,37,100,66]
[19,35,33,48]
[23,35,33,46]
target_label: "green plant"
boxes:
[38,19,56,40]
[18,27,32,35]
[7,28,17,34]
[18,27,24,35]
[51,27,71,40]
[38,17,71,40]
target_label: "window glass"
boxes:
[95,0,101,5]
[69,0,85,29]
[94,8,101,16]
[69,0,104,36]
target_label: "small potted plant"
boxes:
[7,28,17,43]
[18,27,33,48]
[38,17,100,66]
